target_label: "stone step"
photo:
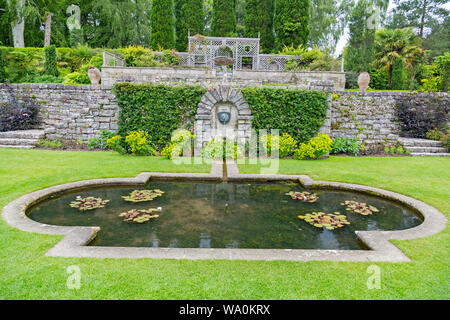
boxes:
[406,146,448,153]
[0,145,34,149]
[0,129,44,140]
[0,138,39,146]
[411,153,450,157]
[398,137,443,147]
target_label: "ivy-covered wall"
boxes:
[242,87,329,143]
[113,83,206,149]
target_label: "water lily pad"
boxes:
[69,196,109,211]
[119,208,162,223]
[122,189,164,203]
[298,212,350,230]
[341,200,379,215]
[286,191,319,203]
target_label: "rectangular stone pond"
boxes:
[27,181,422,250]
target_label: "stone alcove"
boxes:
[195,86,253,150]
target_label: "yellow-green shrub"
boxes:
[161,129,194,159]
[260,132,298,158]
[125,130,156,156]
[294,133,332,160]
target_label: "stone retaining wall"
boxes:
[101,66,345,90]
[0,84,119,142]
[1,84,448,149]
[329,91,450,148]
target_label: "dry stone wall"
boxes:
[329,91,450,148]
[1,84,448,150]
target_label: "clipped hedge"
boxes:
[113,83,206,150]
[242,87,329,143]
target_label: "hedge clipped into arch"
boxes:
[113,83,206,150]
[241,87,329,143]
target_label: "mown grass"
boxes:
[0,149,448,299]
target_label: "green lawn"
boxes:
[0,149,449,299]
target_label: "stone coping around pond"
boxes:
[2,160,446,262]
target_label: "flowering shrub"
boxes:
[106,135,126,154]
[202,138,244,160]
[294,133,332,160]
[161,129,194,159]
[125,130,155,156]
[260,133,298,158]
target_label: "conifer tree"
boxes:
[175,0,204,52]
[211,0,236,37]
[274,0,310,50]
[151,0,175,50]
[244,0,274,53]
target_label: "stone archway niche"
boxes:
[195,86,253,151]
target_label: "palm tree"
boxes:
[374,28,422,89]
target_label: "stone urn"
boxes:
[357,72,370,92]
[88,66,101,85]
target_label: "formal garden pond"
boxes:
[27,181,422,250]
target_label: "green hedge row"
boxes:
[242,87,329,143]
[113,83,206,150]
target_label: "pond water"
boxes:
[27,181,422,250]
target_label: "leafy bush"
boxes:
[441,134,450,151]
[419,53,450,92]
[331,137,361,156]
[125,130,156,156]
[294,133,332,160]
[259,132,298,157]
[106,135,126,154]
[426,128,446,141]
[280,45,340,71]
[44,45,59,77]
[241,88,329,144]
[0,85,39,132]
[113,83,206,149]
[63,71,90,85]
[202,138,244,160]
[161,129,194,159]
[395,98,449,138]
[23,74,63,84]
[36,138,62,149]
[88,130,117,150]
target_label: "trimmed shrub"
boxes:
[44,45,59,77]
[294,133,332,160]
[331,137,361,156]
[241,87,329,144]
[113,83,206,150]
[391,58,406,90]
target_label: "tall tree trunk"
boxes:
[8,0,25,47]
[419,0,427,38]
[44,12,52,47]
